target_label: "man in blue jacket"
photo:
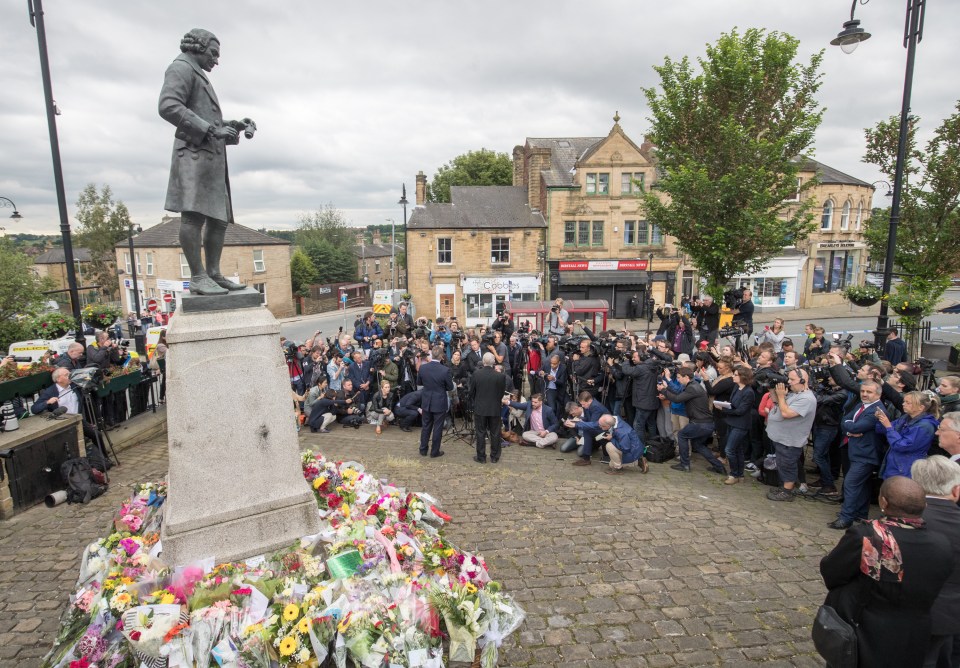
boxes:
[575,414,645,475]
[829,380,884,529]
[564,390,610,466]
[354,312,383,353]
[506,393,559,448]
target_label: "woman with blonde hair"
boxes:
[877,390,940,479]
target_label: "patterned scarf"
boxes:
[860,517,925,582]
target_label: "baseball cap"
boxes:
[676,353,691,364]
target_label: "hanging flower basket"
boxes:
[893,304,923,318]
[841,284,882,307]
[29,312,72,340]
[82,303,122,330]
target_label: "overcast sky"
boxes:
[2,1,957,236]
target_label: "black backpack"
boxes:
[644,436,676,463]
[60,458,108,504]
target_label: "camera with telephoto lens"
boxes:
[754,366,790,391]
[831,332,854,353]
[723,287,745,309]
[368,348,389,369]
[11,356,32,364]
[719,324,744,339]
[558,334,588,355]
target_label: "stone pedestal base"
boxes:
[160,306,319,567]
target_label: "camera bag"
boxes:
[644,436,676,463]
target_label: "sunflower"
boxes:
[283,603,300,621]
[279,635,297,657]
[298,616,311,634]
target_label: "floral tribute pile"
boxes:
[43,451,524,668]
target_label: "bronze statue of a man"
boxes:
[159,28,256,296]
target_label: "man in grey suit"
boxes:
[159,28,256,295]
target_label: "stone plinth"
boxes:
[160,306,319,567]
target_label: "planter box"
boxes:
[96,369,143,397]
[0,372,53,404]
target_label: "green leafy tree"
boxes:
[74,184,131,299]
[641,28,825,298]
[428,149,513,203]
[290,249,319,297]
[296,204,358,284]
[0,238,54,351]
[862,102,960,325]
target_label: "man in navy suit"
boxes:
[416,345,453,458]
[507,393,560,448]
[830,380,884,529]
[564,390,610,466]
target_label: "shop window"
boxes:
[491,237,510,264]
[812,250,856,294]
[466,293,493,319]
[821,199,834,229]
[621,172,645,194]
[585,172,609,195]
[437,238,452,264]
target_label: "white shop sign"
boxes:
[156,278,187,292]
[462,275,539,294]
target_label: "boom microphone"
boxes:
[47,406,68,419]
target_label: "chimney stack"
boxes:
[512,145,526,187]
[372,230,381,244]
[415,171,427,206]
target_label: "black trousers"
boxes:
[420,409,446,455]
[475,414,502,461]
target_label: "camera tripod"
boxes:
[80,389,120,479]
[442,391,475,446]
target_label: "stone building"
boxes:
[514,115,875,314]
[113,216,294,319]
[32,247,103,308]
[406,182,546,326]
[354,230,406,291]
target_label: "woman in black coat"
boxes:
[818,477,953,668]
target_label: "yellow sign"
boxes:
[372,303,391,314]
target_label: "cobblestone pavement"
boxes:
[0,425,844,667]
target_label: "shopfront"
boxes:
[808,241,866,304]
[549,259,650,319]
[461,275,541,327]
[729,253,805,308]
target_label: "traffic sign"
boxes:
[163,293,173,303]
[146,299,159,312]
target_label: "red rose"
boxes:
[129,630,142,641]
[366,504,380,516]
[398,508,408,521]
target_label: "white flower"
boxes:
[298,647,311,663]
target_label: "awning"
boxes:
[559,270,649,286]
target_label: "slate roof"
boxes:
[408,186,547,230]
[114,217,290,248]
[353,243,404,258]
[33,247,94,264]
[526,137,604,187]
[801,158,873,188]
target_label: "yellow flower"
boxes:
[283,603,300,621]
[279,635,297,656]
[464,583,478,594]
[160,593,176,605]
[313,478,323,489]
[340,504,350,516]
[298,616,311,634]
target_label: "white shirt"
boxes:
[57,384,80,415]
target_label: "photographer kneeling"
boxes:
[366,380,396,434]
[659,368,726,475]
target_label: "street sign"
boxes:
[163,293,173,303]
[146,299,159,312]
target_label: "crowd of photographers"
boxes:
[286,294,960,523]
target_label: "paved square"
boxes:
[0,426,841,667]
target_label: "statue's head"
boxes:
[180,29,221,72]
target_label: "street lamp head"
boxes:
[10,210,21,220]
[831,18,871,54]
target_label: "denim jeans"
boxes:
[840,460,877,523]
[633,408,657,440]
[678,421,723,470]
[724,427,749,478]
[812,425,838,489]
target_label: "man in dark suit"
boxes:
[883,328,908,366]
[563,391,611,467]
[159,28,254,295]
[819,477,952,668]
[911,455,960,666]
[539,354,568,417]
[416,346,453,457]
[830,380,885,529]
[393,390,422,431]
[470,353,507,463]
